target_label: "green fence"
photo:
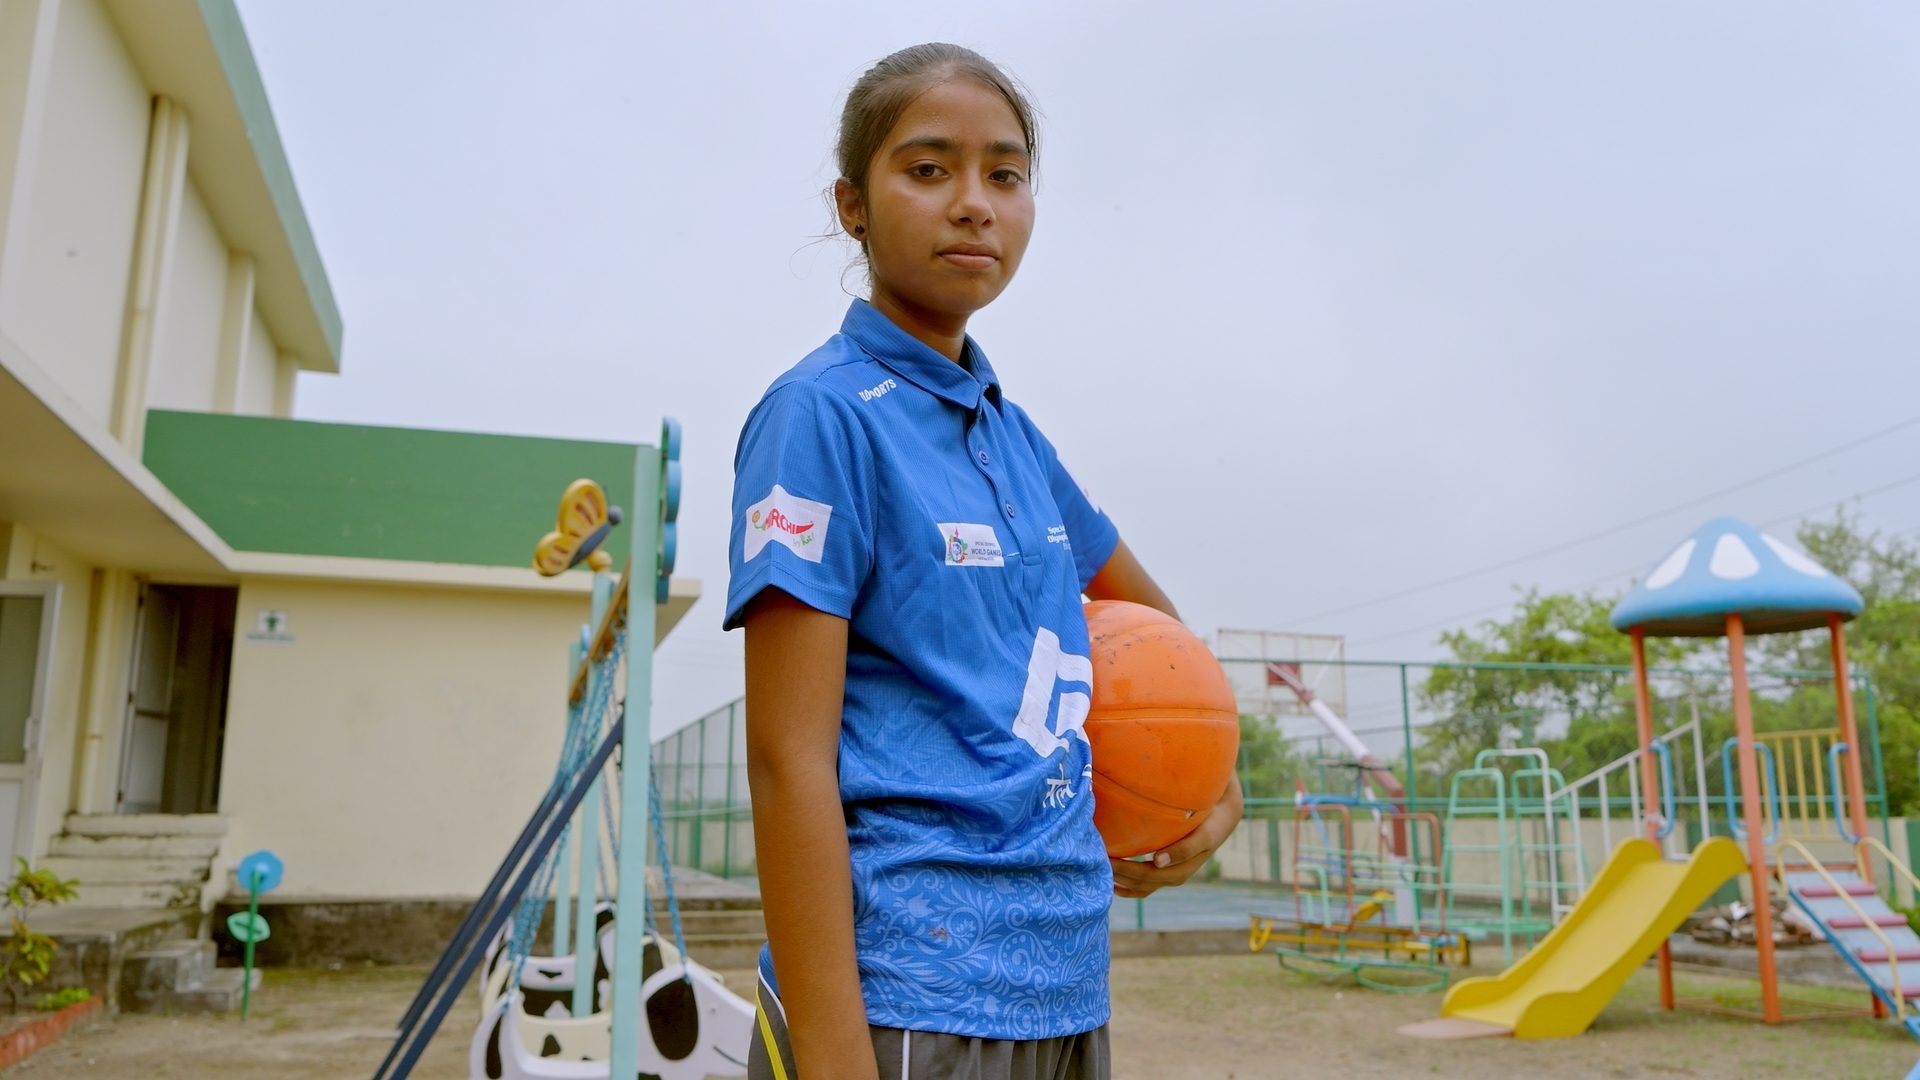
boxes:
[652,657,1893,881]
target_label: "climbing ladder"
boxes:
[1778,834,1920,1042]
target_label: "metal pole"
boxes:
[1728,615,1782,1023]
[1400,664,1417,817]
[1829,616,1871,862]
[570,572,615,1017]
[723,700,737,879]
[608,446,661,1079]
[1629,630,1673,1010]
[1863,673,1891,850]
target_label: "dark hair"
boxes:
[835,43,1040,202]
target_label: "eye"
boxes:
[991,168,1027,186]
[909,162,946,179]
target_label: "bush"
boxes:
[31,987,89,1012]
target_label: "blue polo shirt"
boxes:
[724,299,1120,1039]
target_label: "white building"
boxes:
[0,0,694,937]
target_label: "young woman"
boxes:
[725,43,1243,1080]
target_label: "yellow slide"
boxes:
[1404,836,1747,1040]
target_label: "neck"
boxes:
[868,287,968,362]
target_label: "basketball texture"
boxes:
[1082,600,1240,858]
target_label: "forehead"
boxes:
[885,79,1027,151]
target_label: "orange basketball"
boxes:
[1082,600,1240,858]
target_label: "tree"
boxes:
[1418,590,1702,777]
[1416,515,1920,811]
[1753,514,1920,813]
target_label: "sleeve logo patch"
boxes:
[744,484,832,564]
[939,522,1005,567]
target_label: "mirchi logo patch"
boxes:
[743,485,832,564]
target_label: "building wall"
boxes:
[0,0,149,425]
[219,579,586,899]
[147,181,226,413]
[0,527,98,865]
[237,306,278,416]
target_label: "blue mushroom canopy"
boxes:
[1610,516,1864,638]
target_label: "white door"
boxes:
[0,583,58,870]
[118,587,178,814]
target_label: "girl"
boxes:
[725,43,1243,1080]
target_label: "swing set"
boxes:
[371,420,753,1080]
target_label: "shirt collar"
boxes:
[840,299,1001,409]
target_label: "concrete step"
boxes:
[121,940,214,1008]
[63,814,227,838]
[67,881,203,909]
[49,833,223,859]
[675,934,766,969]
[41,856,209,885]
[656,909,765,937]
[128,965,259,1016]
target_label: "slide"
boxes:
[1402,836,1747,1040]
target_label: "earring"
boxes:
[854,225,866,236]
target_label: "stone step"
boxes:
[675,934,766,970]
[128,965,259,1016]
[41,856,209,885]
[49,833,223,859]
[67,881,203,909]
[63,814,227,838]
[655,909,765,937]
[121,940,215,1008]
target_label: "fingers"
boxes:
[1151,782,1245,870]
[1109,849,1210,897]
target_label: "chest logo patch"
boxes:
[938,522,1005,567]
[744,484,831,564]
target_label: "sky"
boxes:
[233,2,1920,736]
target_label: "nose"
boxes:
[949,172,993,228]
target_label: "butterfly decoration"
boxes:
[534,479,625,576]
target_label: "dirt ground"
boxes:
[8,955,1918,1079]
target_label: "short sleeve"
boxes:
[1011,405,1119,591]
[723,382,874,630]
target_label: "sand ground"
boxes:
[7,954,1916,1079]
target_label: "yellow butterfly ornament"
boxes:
[533,479,624,576]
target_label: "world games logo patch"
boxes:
[938,522,1005,567]
[744,485,832,564]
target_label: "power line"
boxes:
[1279,412,1920,629]
[1346,469,1920,649]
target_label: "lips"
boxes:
[939,244,997,269]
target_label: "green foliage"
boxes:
[1,858,79,1013]
[1238,713,1310,804]
[1418,515,1918,811]
[1420,590,1705,778]
[1754,514,1920,813]
[30,987,89,1012]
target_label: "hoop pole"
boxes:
[608,445,661,1078]
[1629,628,1674,1009]
[1728,614,1782,1022]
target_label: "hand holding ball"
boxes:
[1082,601,1241,858]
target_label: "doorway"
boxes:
[118,584,236,815]
[0,582,57,869]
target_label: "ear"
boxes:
[833,178,866,241]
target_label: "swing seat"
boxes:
[470,951,753,1079]
[472,989,613,1079]
[480,905,645,1018]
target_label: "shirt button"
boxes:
[1004,502,1017,518]
[978,450,991,466]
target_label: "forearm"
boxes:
[742,591,877,1079]
[748,759,874,1078]
[1085,537,1179,620]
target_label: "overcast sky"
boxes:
[235,2,1920,735]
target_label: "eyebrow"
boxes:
[888,135,1029,159]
